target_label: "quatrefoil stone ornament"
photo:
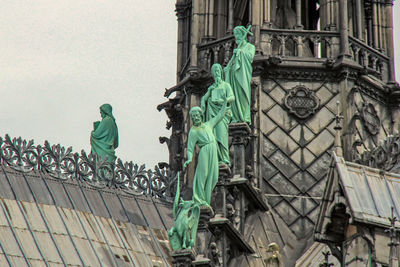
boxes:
[283,85,320,119]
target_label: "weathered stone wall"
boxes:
[255,75,339,239]
[347,81,399,161]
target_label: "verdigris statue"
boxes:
[168,172,200,250]
[201,63,234,165]
[90,104,119,162]
[224,25,256,124]
[184,98,228,206]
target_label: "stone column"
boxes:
[191,0,201,67]
[326,0,338,30]
[338,0,350,58]
[319,0,330,30]
[252,0,261,51]
[262,0,272,28]
[372,0,379,48]
[203,0,215,42]
[355,0,363,40]
[176,3,186,80]
[385,0,395,83]
[378,2,384,50]
[295,0,303,29]
[366,9,373,46]
[229,123,251,178]
[227,0,234,34]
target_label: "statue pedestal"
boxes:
[192,256,212,267]
[195,206,214,262]
[171,249,195,267]
[229,123,251,178]
[211,165,231,218]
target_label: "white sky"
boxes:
[0,2,399,168]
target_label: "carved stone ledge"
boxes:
[172,249,195,267]
[192,256,212,267]
[209,217,255,254]
[227,177,268,212]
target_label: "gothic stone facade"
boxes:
[159,0,399,265]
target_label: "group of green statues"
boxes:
[169,25,256,251]
[88,25,255,252]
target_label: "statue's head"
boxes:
[267,243,280,253]
[211,63,223,83]
[233,25,253,44]
[189,106,203,126]
[100,104,115,120]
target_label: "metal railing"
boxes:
[0,134,177,202]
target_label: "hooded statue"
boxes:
[90,104,119,161]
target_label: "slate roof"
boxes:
[0,164,174,266]
[316,153,400,239]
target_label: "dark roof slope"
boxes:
[316,153,400,242]
[0,135,175,266]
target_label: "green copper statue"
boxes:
[224,25,256,124]
[201,63,234,165]
[184,98,228,206]
[168,172,200,251]
[90,104,119,162]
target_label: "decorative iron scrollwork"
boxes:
[283,85,320,119]
[360,102,380,136]
[0,134,176,202]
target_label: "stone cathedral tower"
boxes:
[159,0,399,265]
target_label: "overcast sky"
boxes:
[0,1,399,168]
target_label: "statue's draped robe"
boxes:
[203,81,234,164]
[91,116,119,161]
[186,122,219,205]
[224,41,255,124]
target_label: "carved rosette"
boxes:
[284,85,320,119]
[360,102,380,136]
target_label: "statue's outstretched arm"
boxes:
[208,98,227,129]
[201,89,211,114]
